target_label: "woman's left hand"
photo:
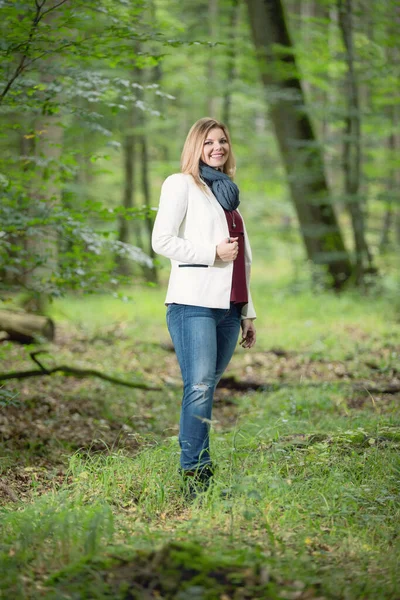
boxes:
[240,319,256,349]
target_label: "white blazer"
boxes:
[151,173,256,319]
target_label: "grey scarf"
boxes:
[199,161,240,211]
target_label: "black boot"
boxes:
[180,464,214,501]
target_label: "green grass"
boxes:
[51,258,400,360]
[1,415,399,598]
[1,257,399,599]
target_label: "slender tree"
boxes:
[24,1,64,312]
[379,16,400,251]
[222,0,240,128]
[207,0,219,117]
[136,63,158,282]
[140,133,158,283]
[337,0,375,283]
[117,93,137,276]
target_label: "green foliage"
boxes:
[0,0,169,107]
[1,0,399,299]
[0,0,179,300]
[0,176,152,298]
[0,386,19,408]
[0,493,114,597]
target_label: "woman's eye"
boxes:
[204,140,228,145]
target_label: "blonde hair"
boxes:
[180,117,236,185]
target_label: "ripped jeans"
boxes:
[166,302,242,470]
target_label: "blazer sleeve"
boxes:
[241,286,256,320]
[152,174,216,265]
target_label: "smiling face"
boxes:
[201,127,230,170]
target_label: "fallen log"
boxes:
[0,351,160,391]
[355,383,400,395]
[0,310,55,343]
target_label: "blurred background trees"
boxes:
[1,0,399,313]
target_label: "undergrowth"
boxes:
[0,274,399,599]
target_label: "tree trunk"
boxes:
[140,134,158,283]
[117,68,146,276]
[245,0,352,288]
[222,0,240,129]
[207,0,218,117]
[116,124,135,276]
[337,0,375,284]
[380,27,400,251]
[24,1,64,312]
[133,54,157,282]
[3,126,36,286]
[379,202,392,251]
[153,63,169,161]
[380,114,397,251]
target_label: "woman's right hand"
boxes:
[216,237,239,262]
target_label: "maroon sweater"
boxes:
[223,209,248,305]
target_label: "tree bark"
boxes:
[2,126,36,286]
[117,63,147,276]
[24,1,64,312]
[140,134,158,283]
[379,202,392,251]
[337,0,375,283]
[116,124,136,276]
[222,0,240,129]
[245,0,352,288]
[380,23,400,251]
[379,113,397,251]
[207,0,219,117]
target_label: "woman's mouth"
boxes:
[211,153,224,158]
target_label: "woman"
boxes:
[152,117,256,498]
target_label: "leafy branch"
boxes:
[0,0,70,103]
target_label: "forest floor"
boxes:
[0,278,399,599]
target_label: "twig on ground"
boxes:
[0,351,160,391]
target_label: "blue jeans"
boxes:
[166,302,242,471]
